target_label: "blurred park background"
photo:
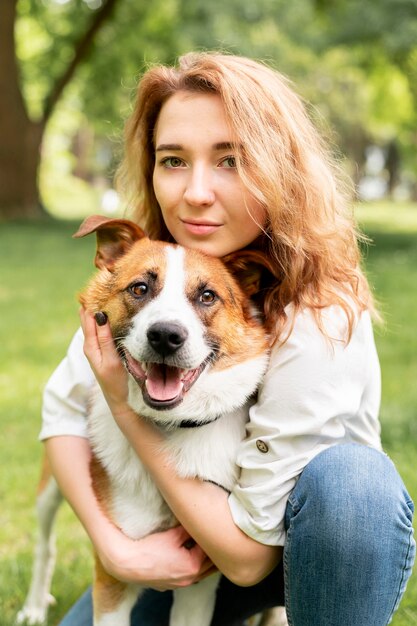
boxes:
[1,0,416,624]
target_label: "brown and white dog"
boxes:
[18,216,283,626]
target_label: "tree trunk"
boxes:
[385,139,400,198]
[0,0,120,220]
[0,0,46,219]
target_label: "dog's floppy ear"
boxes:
[222,250,279,298]
[73,215,146,271]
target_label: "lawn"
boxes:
[1,203,416,625]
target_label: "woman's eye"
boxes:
[161,157,184,168]
[219,156,236,168]
[128,282,148,298]
[199,290,217,305]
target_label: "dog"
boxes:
[18,215,286,626]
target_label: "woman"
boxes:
[41,52,415,625]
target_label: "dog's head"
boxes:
[75,216,274,423]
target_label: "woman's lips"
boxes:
[181,220,222,236]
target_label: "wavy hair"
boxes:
[116,52,377,343]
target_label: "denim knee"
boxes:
[284,444,415,625]
[286,443,414,560]
[292,444,411,517]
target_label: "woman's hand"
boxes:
[79,307,130,419]
[96,523,217,591]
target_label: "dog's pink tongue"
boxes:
[145,364,183,401]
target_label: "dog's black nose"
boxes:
[147,322,188,357]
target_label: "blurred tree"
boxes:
[2,0,416,220]
[1,0,240,219]
[313,0,417,67]
[312,0,417,196]
[0,0,120,219]
[3,0,318,219]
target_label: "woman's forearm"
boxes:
[116,412,282,586]
[44,436,117,546]
[44,435,139,578]
[44,435,214,589]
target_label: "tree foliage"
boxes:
[2,0,416,219]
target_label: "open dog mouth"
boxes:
[123,350,208,410]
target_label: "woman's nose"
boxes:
[183,166,215,207]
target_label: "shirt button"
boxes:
[256,439,269,453]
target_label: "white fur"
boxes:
[94,586,140,626]
[125,247,209,370]
[170,574,221,626]
[16,478,62,625]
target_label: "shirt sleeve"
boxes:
[228,306,381,546]
[39,328,95,441]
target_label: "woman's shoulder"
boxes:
[262,303,379,408]
[272,302,374,362]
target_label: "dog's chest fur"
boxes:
[88,388,249,539]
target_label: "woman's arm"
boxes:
[81,309,282,587]
[115,414,282,586]
[45,435,214,590]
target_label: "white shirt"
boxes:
[40,306,382,547]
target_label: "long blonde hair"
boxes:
[117,51,376,343]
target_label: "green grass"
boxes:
[354,203,417,625]
[0,221,93,625]
[1,204,416,625]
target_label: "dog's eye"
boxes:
[199,290,217,305]
[128,282,148,298]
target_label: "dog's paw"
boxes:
[16,595,56,625]
[16,608,46,625]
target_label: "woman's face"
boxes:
[152,92,266,257]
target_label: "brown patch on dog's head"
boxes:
[182,249,274,369]
[74,216,170,340]
[222,249,278,300]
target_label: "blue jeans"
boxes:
[60,444,415,625]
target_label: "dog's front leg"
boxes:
[170,572,221,626]
[92,555,141,626]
